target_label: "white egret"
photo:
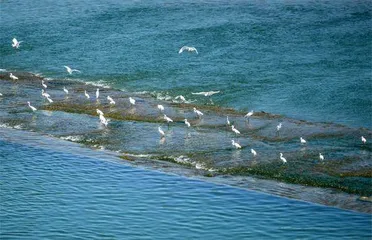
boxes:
[251,149,257,157]
[46,96,53,103]
[164,114,173,124]
[179,46,198,54]
[231,125,240,135]
[280,153,287,163]
[96,88,100,99]
[226,116,231,126]
[300,137,307,144]
[84,90,90,99]
[319,153,324,161]
[158,126,165,138]
[184,119,191,128]
[63,87,69,94]
[100,116,109,127]
[277,123,282,132]
[231,140,242,149]
[191,91,220,97]
[41,89,50,98]
[361,136,367,144]
[27,101,37,111]
[245,110,254,118]
[129,97,136,105]
[12,38,22,49]
[96,109,104,116]
[193,107,204,118]
[157,104,165,112]
[41,80,47,89]
[9,73,18,80]
[64,66,81,74]
[175,95,186,102]
[107,96,115,105]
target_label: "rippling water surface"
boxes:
[1,131,371,239]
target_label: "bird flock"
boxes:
[5,39,369,165]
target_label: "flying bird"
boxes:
[27,101,37,112]
[175,95,186,102]
[191,91,220,97]
[231,140,242,149]
[64,66,81,74]
[9,73,18,80]
[179,46,198,54]
[12,38,22,49]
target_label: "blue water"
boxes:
[1,0,371,128]
[0,132,371,239]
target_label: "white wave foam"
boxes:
[60,135,83,142]
[0,69,7,72]
[85,80,111,89]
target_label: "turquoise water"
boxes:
[1,0,371,128]
[1,132,371,239]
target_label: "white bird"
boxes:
[12,38,22,49]
[46,96,53,103]
[164,114,173,124]
[100,115,109,127]
[96,88,100,99]
[106,96,115,105]
[84,90,90,99]
[64,66,81,74]
[280,153,287,163]
[157,104,165,112]
[184,119,191,128]
[158,126,165,137]
[226,116,231,126]
[179,46,198,54]
[193,107,204,118]
[191,91,220,97]
[96,109,104,116]
[129,97,136,105]
[41,80,47,89]
[41,89,50,98]
[361,136,367,144]
[27,101,37,112]
[0,93,3,96]
[277,123,282,131]
[175,95,186,102]
[245,110,254,118]
[231,125,240,135]
[63,87,69,94]
[251,149,257,157]
[231,140,242,149]
[300,137,307,144]
[319,153,324,161]
[9,73,18,80]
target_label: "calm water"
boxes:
[1,0,371,128]
[0,130,371,239]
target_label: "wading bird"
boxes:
[84,90,90,99]
[231,140,242,149]
[27,101,37,112]
[184,119,191,128]
[251,149,257,157]
[231,125,240,135]
[158,126,165,138]
[193,107,203,118]
[300,137,307,144]
[319,153,324,161]
[96,88,100,99]
[63,87,69,94]
[107,96,115,105]
[9,73,18,80]
[157,104,164,112]
[164,114,173,124]
[280,153,287,163]
[129,97,136,105]
[12,38,22,49]
[361,136,367,144]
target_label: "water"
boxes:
[1,0,371,128]
[1,131,371,239]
